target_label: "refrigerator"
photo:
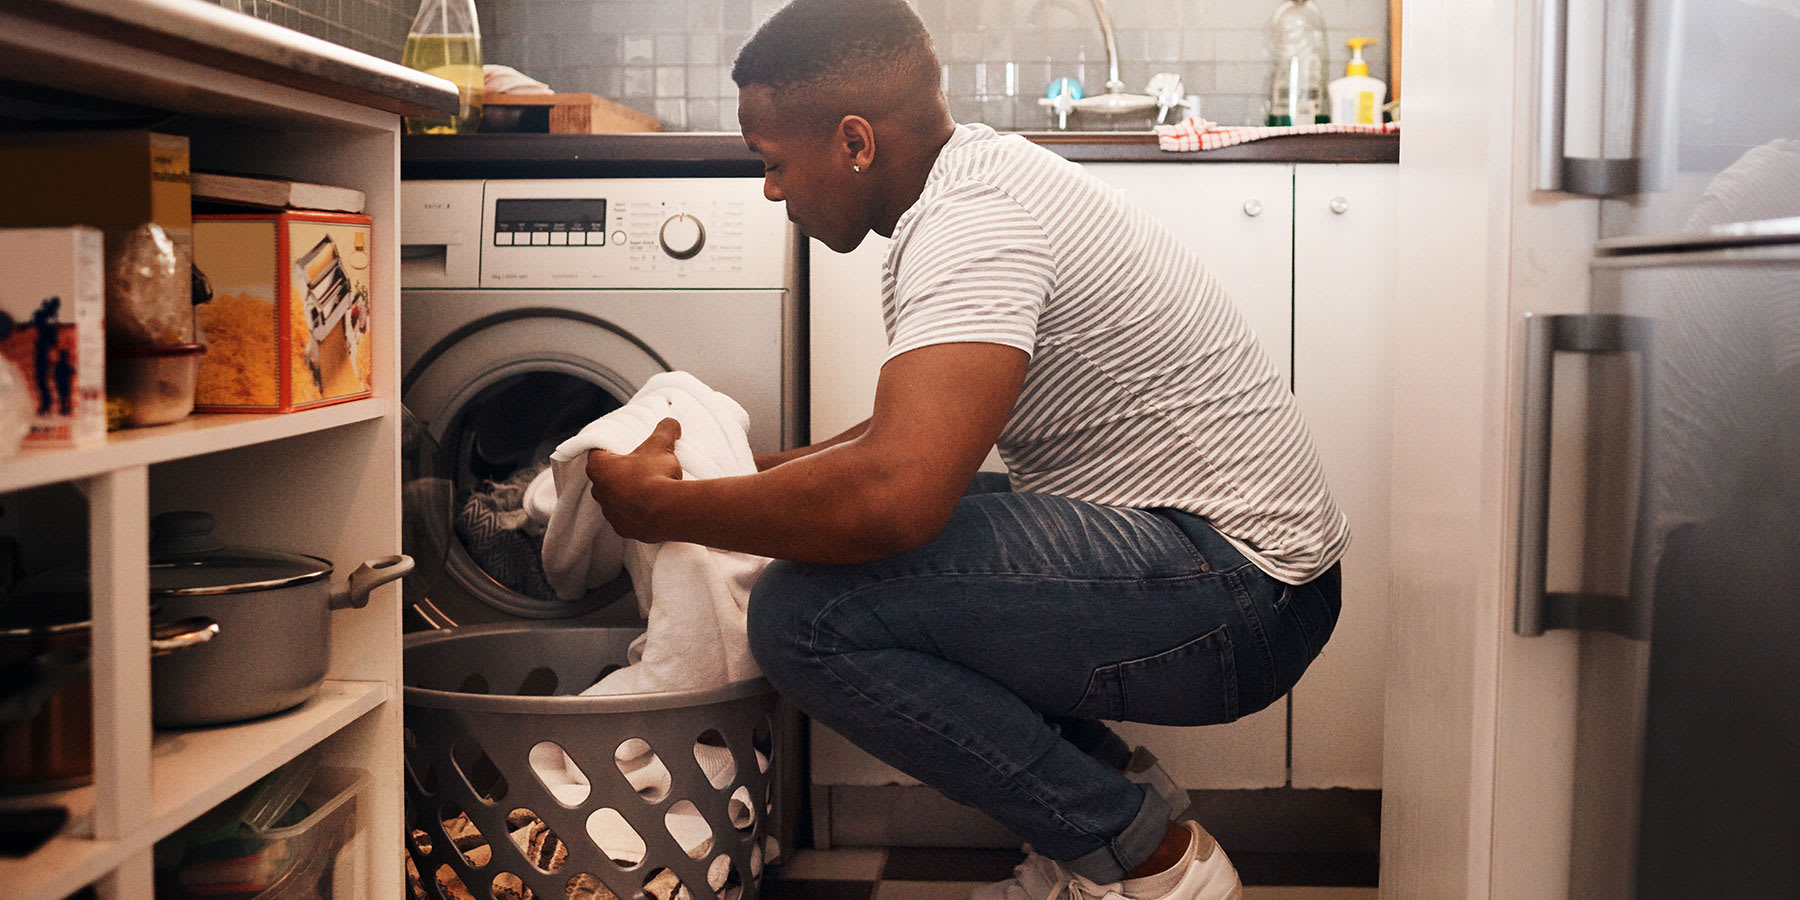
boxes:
[1518,0,1800,895]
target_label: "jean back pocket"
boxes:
[1073,625,1240,726]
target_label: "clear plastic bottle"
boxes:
[401,0,484,134]
[1266,0,1329,126]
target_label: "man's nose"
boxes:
[763,176,784,203]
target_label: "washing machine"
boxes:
[398,177,803,630]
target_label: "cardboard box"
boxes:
[0,228,106,447]
[193,212,374,412]
[0,131,191,231]
[0,131,194,348]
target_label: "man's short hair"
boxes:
[731,0,940,102]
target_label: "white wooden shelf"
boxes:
[0,680,388,900]
[0,399,391,494]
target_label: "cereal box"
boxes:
[192,212,374,412]
[0,228,106,447]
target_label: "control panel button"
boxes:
[494,232,514,246]
[658,213,706,260]
[589,230,607,246]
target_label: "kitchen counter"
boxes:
[0,0,459,118]
[401,131,1399,179]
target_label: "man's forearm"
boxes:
[752,419,871,471]
[656,438,948,564]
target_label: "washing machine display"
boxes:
[479,178,787,289]
[491,198,609,246]
[400,179,802,630]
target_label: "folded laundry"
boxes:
[541,371,769,696]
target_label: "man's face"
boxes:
[738,85,870,254]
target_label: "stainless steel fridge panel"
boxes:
[1597,0,1800,237]
[1535,249,1800,897]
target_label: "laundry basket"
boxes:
[403,624,781,900]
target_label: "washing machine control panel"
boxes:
[475,178,790,290]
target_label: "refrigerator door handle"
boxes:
[1516,313,1654,637]
[1532,0,1644,195]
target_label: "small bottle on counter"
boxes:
[1329,38,1388,125]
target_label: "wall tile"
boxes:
[437,0,1391,131]
[621,34,654,64]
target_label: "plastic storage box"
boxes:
[158,766,366,900]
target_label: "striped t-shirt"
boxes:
[881,123,1349,584]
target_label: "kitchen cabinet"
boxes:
[0,4,456,899]
[806,159,1395,838]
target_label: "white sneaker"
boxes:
[1122,747,1190,822]
[969,845,1071,900]
[969,822,1241,900]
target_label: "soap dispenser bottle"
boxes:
[402,0,484,134]
[1266,0,1329,126]
[1328,38,1387,125]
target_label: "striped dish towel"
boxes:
[1156,117,1399,152]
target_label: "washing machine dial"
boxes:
[658,213,706,260]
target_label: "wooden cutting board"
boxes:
[483,93,662,134]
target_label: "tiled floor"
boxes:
[760,846,1378,900]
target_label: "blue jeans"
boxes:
[746,473,1341,883]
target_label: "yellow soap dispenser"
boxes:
[1328,38,1387,125]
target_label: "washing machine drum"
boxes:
[403,315,668,622]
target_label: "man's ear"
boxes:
[838,115,876,172]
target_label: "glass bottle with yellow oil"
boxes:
[402,0,483,134]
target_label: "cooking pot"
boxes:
[0,604,216,793]
[15,511,414,728]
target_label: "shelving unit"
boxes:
[0,2,458,898]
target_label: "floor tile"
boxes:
[759,878,878,900]
[882,847,1022,883]
[774,848,891,881]
[1241,888,1379,900]
[871,881,991,900]
[1231,852,1379,888]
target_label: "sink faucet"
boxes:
[1087,0,1127,98]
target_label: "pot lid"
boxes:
[148,512,332,595]
[12,512,332,601]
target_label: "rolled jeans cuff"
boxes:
[1065,782,1173,884]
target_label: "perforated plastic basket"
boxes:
[403,625,780,900]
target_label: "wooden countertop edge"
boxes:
[400,131,1399,176]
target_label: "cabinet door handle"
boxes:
[1329,196,1350,215]
[1242,199,1263,217]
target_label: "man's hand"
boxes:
[585,417,684,542]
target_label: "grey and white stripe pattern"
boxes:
[881,123,1349,583]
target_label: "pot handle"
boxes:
[329,554,416,611]
[152,617,219,656]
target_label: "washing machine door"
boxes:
[403,309,669,625]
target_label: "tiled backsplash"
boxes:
[207,0,416,60]
[216,0,1391,133]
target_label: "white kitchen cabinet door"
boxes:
[1084,163,1296,790]
[808,235,891,441]
[1291,164,1399,789]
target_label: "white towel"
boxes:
[541,371,769,695]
